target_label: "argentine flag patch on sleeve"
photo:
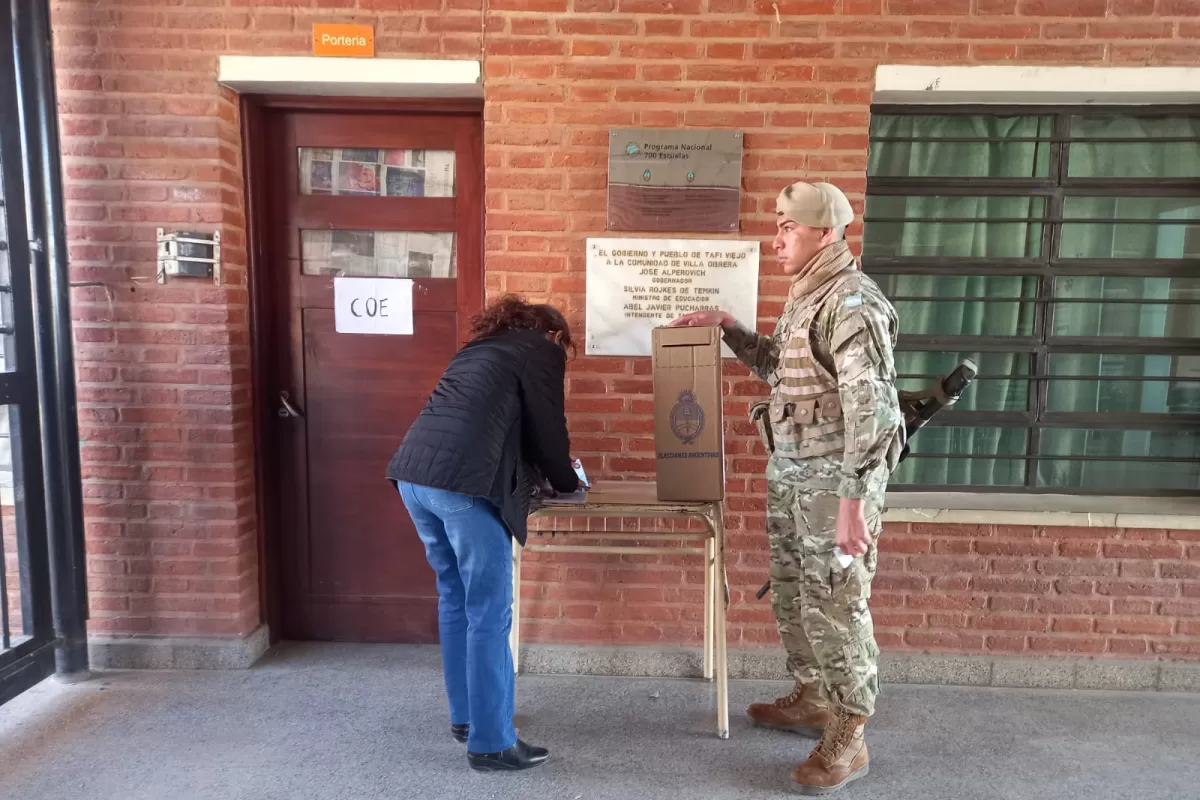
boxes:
[844,294,863,308]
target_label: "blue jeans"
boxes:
[397,482,516,754]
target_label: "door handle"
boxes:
[278,390,304,419]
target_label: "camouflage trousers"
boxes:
[766,453,888,718]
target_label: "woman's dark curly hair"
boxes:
[470,294,575,356]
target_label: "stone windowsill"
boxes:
[884,493,1200,531]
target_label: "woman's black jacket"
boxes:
[386,327,578,545]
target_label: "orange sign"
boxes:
[312,24,375,58]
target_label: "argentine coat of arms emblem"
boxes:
[670,390,705,445]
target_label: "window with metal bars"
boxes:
[863,106,1200,495]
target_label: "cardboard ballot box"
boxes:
[652,326,725,502]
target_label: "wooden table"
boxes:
[513,480,730,739]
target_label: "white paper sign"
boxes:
[334,277,414,335]
[585,237,760,357]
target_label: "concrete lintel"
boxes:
[88,625,270,670]
[874,65,1200,105]
[218,56,483,99]
[520,644,1200,693]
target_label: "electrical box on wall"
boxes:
[157,229,220,285]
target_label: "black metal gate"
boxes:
[0,0,89,705]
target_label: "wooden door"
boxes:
[256,106,482,642]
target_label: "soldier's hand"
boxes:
[670,310,734,330]
[836,498,872,558]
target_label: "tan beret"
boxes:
[775,181,854,229]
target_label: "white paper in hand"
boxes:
[833,547,855,569]
[572,458,590,488]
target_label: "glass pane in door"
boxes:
[301,230,456,278]
[298,148,456,197]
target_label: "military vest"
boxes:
[767,272,859,459]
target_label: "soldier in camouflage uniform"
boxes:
[673,181,903,795]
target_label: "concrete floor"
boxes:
[1,643,1198,800]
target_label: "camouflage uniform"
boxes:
[725,242,903,718]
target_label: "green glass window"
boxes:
[1046,353,1200,415]
[865,109,1200,495]
[869,114,1053,179]
[1059,197,1200,260]
[896,350,1032,414]
[1068,116,1200,179]
[863,196,1045,259]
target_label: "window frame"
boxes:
[864,104,1200,496]
[0,0,63,700]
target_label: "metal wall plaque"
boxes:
[607,128,742,234]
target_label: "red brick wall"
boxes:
[54,1,262,639]
[522,519,1200,658]
[873,524,1200,658]
[49,1,1200,657]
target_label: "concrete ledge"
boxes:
[88,625,270,670]
[874,65,1200,105]
[520,644,1200,693]
[884,492,1200,530]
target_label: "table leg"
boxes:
[711,506,729,740]
[703,534,714,682]
[510,537,522,674]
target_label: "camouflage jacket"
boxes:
[724,266,905,499]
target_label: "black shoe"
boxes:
[467,739,549,772]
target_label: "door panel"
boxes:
[303,309,457,641]
[259,107,482,642]
[290,199,458,233]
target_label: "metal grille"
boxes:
[0,0,81,704]
[0,151,10,654]
[864,105,1200,495]
[0,144,24,663]
[0,157,21,657]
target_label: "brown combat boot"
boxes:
[746,682,830,737]
[790,707,869,795]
